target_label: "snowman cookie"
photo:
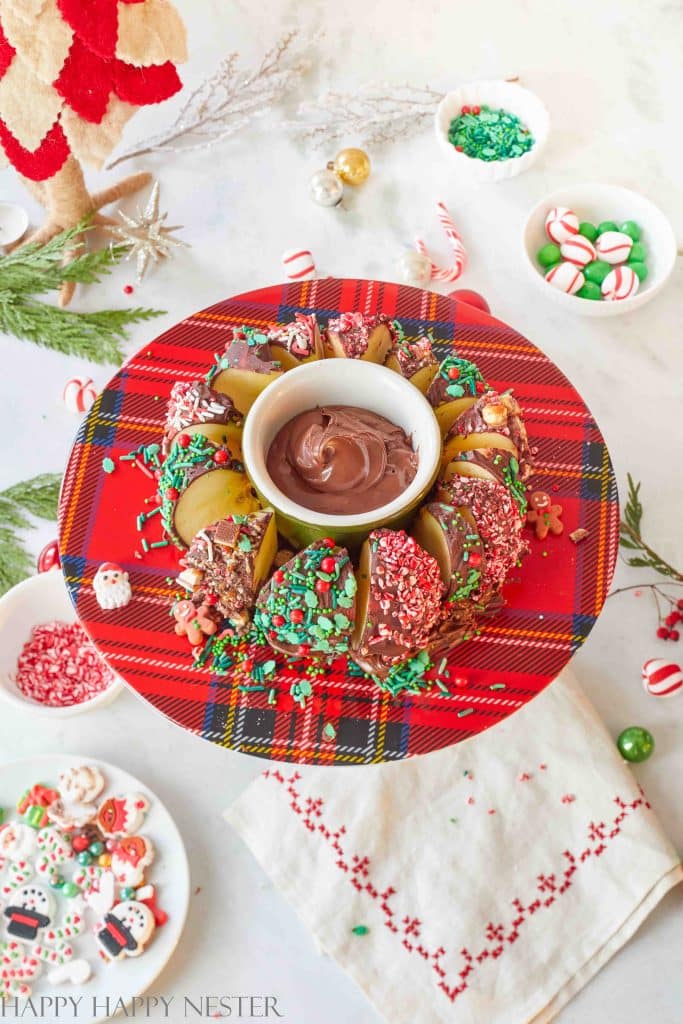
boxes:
[3,885,54,941]
[96,901,155,961]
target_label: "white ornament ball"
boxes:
[594,230,633,265]
[309,168,344,207]
[281,248,316,281]
[544,207,579,245]
[642,659,683,698]
[62,376,97,414]
[397,250,432,287]
[545,262,584,295]
[560,236,596,267]
[601,265,639,301]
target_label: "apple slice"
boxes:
[176,421,243,461]
[441,449,527,513]
[441,391,532,477]
[426,355,489,435]
[163,380,241,456]
[181,509,277,630]
[159,434,259,549]
[412,502,485,605]
[255,540,357,657]
[384,321,438,394]
[208,325,283,415]
[267,314,323,371]
[325,312,393,363]
[352,528,444,671]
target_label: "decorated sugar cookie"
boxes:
[96,793,149,837]
[96,901,155,961]
[111,836,155,888]
[93,563,132,610]
[0,822,37,862]
[48,764,104,830]
[4,885,54,941]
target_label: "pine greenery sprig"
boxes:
[0,223,165,365]
[0,473,62,596]
[619,474,683,582]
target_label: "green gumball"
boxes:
[578,221,598,242]
[597,220,618,235]
[537,243,562,268]
[576,281,602,301]
[620,220,641,241]
[584,260,611,285]
[629,241,647,262]
[617,726,654,763]
[627,261,648,282]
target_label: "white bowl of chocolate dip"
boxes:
[242,360,442,550]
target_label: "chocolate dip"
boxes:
[266,405,418,515]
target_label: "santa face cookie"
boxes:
[0,823,36,862]
[96,793,149,837]
[93,563,132,610]
[96,901,155,961]
[47,764,104,830]
[3,885,54,941]
[111,836,155,888]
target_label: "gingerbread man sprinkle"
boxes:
[172,600,217,647]
[526,491,564,540]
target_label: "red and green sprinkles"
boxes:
[254,540,356,654]
[157,433,241,548]
[448,105,534,161]
[436,355,487,399]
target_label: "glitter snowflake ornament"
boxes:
[108,182,188,284]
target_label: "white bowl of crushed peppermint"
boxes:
[0,570,122,716]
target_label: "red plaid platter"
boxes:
[58,279,619,766]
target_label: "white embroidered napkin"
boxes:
[225,672,682,1024]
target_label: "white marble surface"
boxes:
[0,0,682,1021]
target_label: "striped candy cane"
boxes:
[414,201,467,283]
[33,942,74,966]
[0,860,33,897]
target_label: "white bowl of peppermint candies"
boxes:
[522,183,676,316]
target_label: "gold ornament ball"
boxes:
[333,148,371,186]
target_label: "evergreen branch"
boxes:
[0,222,165,366]
[0,473,63,597]
[619,474,683,582]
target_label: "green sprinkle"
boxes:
[102,457,115,474]
[238,684,266,692]
[323,722,336,740]
[141,538,150,552]
[268,688,277,706]
[352,925,369,936]
[489,683,506,691]
[150,539,170,549]
[457,708,474,718]
[238,536,252,552]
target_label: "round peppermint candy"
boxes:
[601,265,639,301]
[63,376,97,414]
[544,207,579,245]
[594,230,633,265]
[545,262,584,295]
[281,248,316,281]
[560,236,596,267]
[642,659,683,698]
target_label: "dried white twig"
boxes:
[284,82,446,148]
[107,32,309,169]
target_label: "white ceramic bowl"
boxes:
[522,183,677,317]
[435,80,550,183]
[0,571,123,717]
[242,359,442,550]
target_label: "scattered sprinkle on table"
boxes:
[351,925,369,936]
[448,104,534,161]
[13,621,116,707]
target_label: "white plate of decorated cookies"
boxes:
[0,755,189,1021]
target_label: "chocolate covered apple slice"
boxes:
[159,434,260,549]
[426,355,488,435]
[440,391,532,478]
[441,449,527,513]
[254,539,357,657]
[325,312,394,363]
[436,476,526,594]
[412,502,485,608]
[207,326,283,415]
[163,380,243,457]
[266,314,323,371]
[384,321,438,394]
[180,509,277,632]
[352,528,444,673]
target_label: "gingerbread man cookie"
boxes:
[172,599,218,647]
[526,491,564,539]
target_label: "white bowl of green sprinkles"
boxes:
[435,80,550,183]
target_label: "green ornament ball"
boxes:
[576,281,602,301]
[578,221,598,242]
[597,220,618,236]
[77,850,92,867]
[537,243,562,268]
[620,220,641,241]
[584,260,612,285]
[49,876,65,890]
[629,241,647,262]
[120,886,136,900]
[627,260,648,282]
[61,881,80,898]
[617,726,654,763]
[89,841,104,856]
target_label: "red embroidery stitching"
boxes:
[261,769,652,1005]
